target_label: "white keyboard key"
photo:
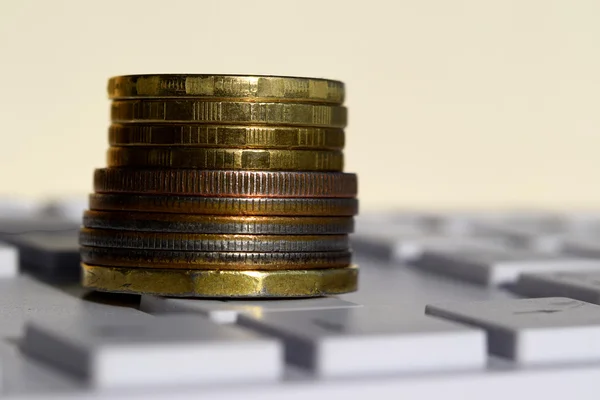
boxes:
[472,221,567,253]
[0,340,83,395]
[562,236,600,258]
[238,307,485,377]
[0,242,18,277]
[436,210,564,236]
[0,276,149,338]
[352,232,506,263]
[426,297,600,365]
[355,212,440,233]
[41,197,87,222]
[141,296,361,323]
[515,271,600,304]
[395,237,510,263]
[23,315,282,389]
[352,228,430,260]
[10,232,80,282]
[0,198,42,218]
[415,245,600,285]
[0,216,78,236]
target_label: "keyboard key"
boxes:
[8,232,80,282]
[140,296,361,323]
[397,237,511,263]
[414,245,600,285]
[238,307,485,377]
[40,197,86,223]
[0,216,78,237]
[426,297,600,364]
[0,276,148,338]
[0,242,18,277]
[562,236,600,258]
[0,198,42,218]
[350,231,404,260]
[470,216,567,253]
[355,212,440,233]
[436,210,564,236]
[0,340,83,395]
[515,271,600,304]
[23,315,283,388]
[352,232,506,263]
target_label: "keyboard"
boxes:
[4,202,600,399]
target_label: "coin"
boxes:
[83,211,354,234]
[108,74,345,104]
[109,124,345,150]
[111,100,347,128]
[107,147,344,171]
[93,169,358,198]
[79,246,351,269]
[82,263,358,297]
[89,194,359,216]
[79,228,350,252]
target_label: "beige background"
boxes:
[1,0,599,211]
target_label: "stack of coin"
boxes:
[80,74,359,297]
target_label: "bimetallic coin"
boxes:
[109,124,345,150]
[79,246,351,270]
[83,210,354,234]
[89,194,359,216]
[93,169,358,198]
[108,74,345,104]
[82,264,359,297]
[107,147,343,171]
[79,228,350,252]
[111,100,347,128]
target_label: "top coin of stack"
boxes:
[80,74,359,298]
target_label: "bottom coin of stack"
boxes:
[79,187,359,297]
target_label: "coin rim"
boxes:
[79,246,352,269]
[88,194,358,216]
[83,210,355,234]
[108,74,345,104]
[108,124,345,150]
[82,263,359,297]
[106,147,344,171]
[110,100,347,128]
[93,168,358,198]
[79,228,351,252]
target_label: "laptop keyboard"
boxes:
[4,204,600,398]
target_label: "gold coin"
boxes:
[82,263,359,297]
[111,100,347,128]
[109,124,345,150]
[93,168,358,198]
[83,210,354,234]
[107,74,345,104]
[79,228,350,252]
[79,246,351,269]
[107,147,344,171]
[89,194,359,216]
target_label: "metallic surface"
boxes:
[82,263,359,297]
[93,168,358,198]
[88,194,359,216]
[107,147,344,171]
[79,73,356,298]
[107,74,345,104]
[83,210,355,234]
[111,100,347,127]
[80,246,352,269]
[79,228,350,252]
[109,124,345,150]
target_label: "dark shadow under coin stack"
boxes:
[80,74,359,297]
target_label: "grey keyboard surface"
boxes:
[6,205,600,398]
